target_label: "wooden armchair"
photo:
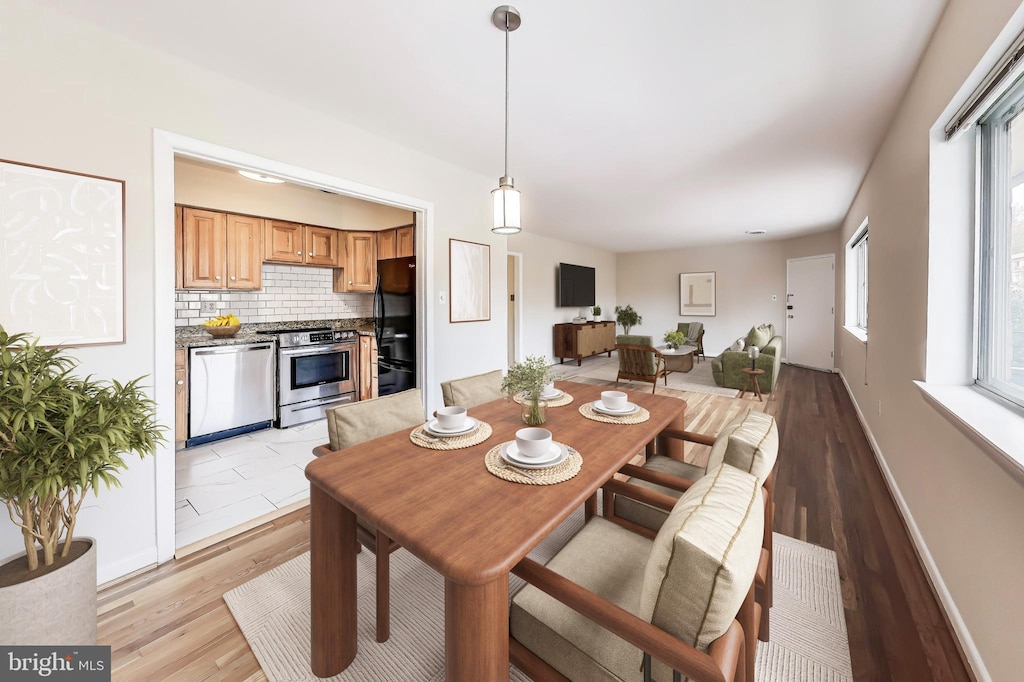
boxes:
[310,387,425,643]
[510,464,764,682]
[615,335,668,393]
[607,408,779,641]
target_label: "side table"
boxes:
[740,368,765,402]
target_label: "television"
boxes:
[557,263,596,307]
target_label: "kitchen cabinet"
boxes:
[396,224,415,257]
[359,334,379,401]
[265,221,340,267]
[175,349,188,447]
[178,206,262,290]
[174,206,184,289]
[305,226,340,266]
[333,231,377,292]
[377,229,397,260]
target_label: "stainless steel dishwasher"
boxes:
[188,343,276,446]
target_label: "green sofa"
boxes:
[712,323,782,393]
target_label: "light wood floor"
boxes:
[96,368,969,681]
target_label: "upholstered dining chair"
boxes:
[607,408,779,641]
[440,369,503,408]
[511,463,764,682]
[615,335,668,393]
[310,387,425,643]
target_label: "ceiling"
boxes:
[45,0,948,252]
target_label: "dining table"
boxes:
[304,380,687,680]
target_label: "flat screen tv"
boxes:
[557,263,596,307]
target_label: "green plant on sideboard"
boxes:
[614,305,642,335]
[592,305,602,317]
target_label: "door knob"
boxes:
[787,314,794,319]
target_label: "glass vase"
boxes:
[522,397,548,426]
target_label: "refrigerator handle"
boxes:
[374,274,384,347]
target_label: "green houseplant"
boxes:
[664,330,687,349]
[500,355,553,426]
[614,304,643,335]
[592,305,602,319]
[0,327,164,644]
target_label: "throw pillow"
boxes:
[730,337,745,352]
[745,325,770,349]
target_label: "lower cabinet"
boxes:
[175,349,188,447]
[359,335,379,401]
[553,321,616,366]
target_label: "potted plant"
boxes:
[500,355,553,426]
[592,305,602,320]
[664,330,687,349]
[614,304,643,335]
[0,327,164,645]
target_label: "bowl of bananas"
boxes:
[202,314,241,337]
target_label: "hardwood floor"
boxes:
[97,368,972,681]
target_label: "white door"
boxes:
[786,254,835,371]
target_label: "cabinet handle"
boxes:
[176,380,184,386]
[296,250,302,255]
[230,276,236,281]
[308,252,313,256]
[349,280,353,285]
[215,275,221,280]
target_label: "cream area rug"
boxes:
[558,353,740,398]
[225,506,852,682]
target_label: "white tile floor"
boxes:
[174,419,327,549]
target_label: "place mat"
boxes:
[409,422,492,450]
[512,391,574,407]
[484,442,582,485]
[578,402,651,424]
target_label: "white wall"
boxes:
[834,1,1024,680]
[616,231,839,355]
[0,1,507,582]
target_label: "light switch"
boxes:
[439,292,447,304]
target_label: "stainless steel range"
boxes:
[258,327,359,427]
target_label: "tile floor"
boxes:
[174,419,327,549]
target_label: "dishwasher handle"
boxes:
[194,344,274,355]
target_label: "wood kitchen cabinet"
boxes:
[178,206,262,290]
[333,231,377,292]
[377,228,397,260]
[553,321,616,366]
[265,220,340,267]
[358,334,379,400]
[175,349,188,448]
[396,224,415,257]
[174,206,184,289]
[305,226,340,266]
[225,214,263,289]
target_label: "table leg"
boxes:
[445,577,509,681]
[310,484,357,677]
[584,493,597,521]
[661,405,686,461]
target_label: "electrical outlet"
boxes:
[439,292,447,304]
[200,301,218,314]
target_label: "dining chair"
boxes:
[510,463,764,682]
[608,408,779,641]
[440,369,503,408]
[310,387,425,643]
[615,335,668,393]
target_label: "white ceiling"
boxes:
[45,0,947,252]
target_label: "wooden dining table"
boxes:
[304,380,687,680]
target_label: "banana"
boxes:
[202,314,239,327]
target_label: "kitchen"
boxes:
[171,157,416,551]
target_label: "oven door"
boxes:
[279,342,357,406]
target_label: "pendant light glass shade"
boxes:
[492,176,521,234]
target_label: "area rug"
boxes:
[559,353,740,398]
[225,514,852,681]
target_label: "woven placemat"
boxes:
[409,422,493,450]
[513,391,574,407]
[484,442,582,485]
[578,401,651,424]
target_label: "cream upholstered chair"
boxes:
[511,464,764,682]
[610,408,779,641]
[440,369,503,408]
[311,388,424,643]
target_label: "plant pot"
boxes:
[0,538,97,645]
[522,398,548,426]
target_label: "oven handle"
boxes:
[279,343,355,357]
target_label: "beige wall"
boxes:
[616,231,839,356]
[834,1,1024,680]
[174,158,413,230]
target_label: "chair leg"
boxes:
[375,530,391,643]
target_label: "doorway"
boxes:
[786,254,836,371]
[507,252,522,367]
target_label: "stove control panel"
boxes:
[297,329,357,346]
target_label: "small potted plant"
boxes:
[614,304,643,335]
[592,305,602,321]
[0,327,164,645]
[501,355,553,426]
[664,330,687,349]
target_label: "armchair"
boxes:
[676,322,706,362]
[510,464,764,682]
[615,335,668,393]
[712,325,782,393]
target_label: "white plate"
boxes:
[501,442,569,468]
[424,416,480,436]
[591,400,640,415]
[540,388,564,399]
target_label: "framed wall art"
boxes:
[679,271,716,316]
[0,159,126,346]
[449,238,490,323]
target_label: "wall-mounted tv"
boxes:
[557,263,596,307]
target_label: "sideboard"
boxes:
[553,321,616,365]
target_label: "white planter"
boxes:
[0,538,97,645]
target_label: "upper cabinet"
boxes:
[396,224,415,258]
[265,221,341,267]
[178,207,262,290]
[377,229,397,260]
[225,214,263,289]
[305,227,340,267]
[334,231,377,292]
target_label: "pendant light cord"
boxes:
[504,14,510,180]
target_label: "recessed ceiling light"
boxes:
[238,170,285,184]
[744,230,767,235]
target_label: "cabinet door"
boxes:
[264,220,304,263]
[174,206,184,289]
[359,335,379,401]
[305,226,340,267]
[182,208,226,288]
[396,224,415,258]
[344,232,377,292]
[226,215,263,289]
[175,349,188,446]
[377,229,397,260]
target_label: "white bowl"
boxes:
[433,406,467,430]
[600,390,628,411]
[515,427,553,459]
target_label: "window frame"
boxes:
[844,218,869,339]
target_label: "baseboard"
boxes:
[835,370,990,682]
[97,547,159,587]
[174,498,310,558]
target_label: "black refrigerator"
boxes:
[373,257,416,396]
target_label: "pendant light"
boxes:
[491,5,522,235]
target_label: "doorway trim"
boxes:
[507,251,523,366]
[152,129,435,561]
[785,253,836,371]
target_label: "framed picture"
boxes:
[0,159,126,346]
[449,239,491,323]
[679,271,716,316]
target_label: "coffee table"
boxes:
[659,345,695,374]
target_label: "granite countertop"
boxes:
[175,318,373,349]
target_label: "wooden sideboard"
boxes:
[553,321,616,365]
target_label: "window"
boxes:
[978,80,1024,408]
[845,219,869,336]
